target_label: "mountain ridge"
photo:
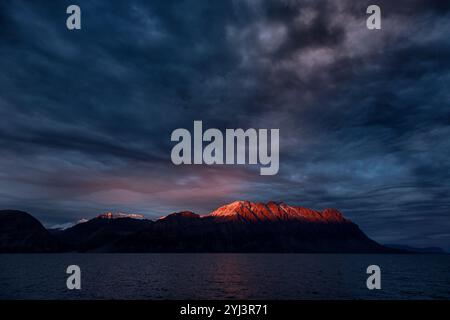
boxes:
[205,200,347,223]
[0,201,406,253]
[0,210,64,253]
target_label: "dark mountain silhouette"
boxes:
[1,202,401,253]
[58,213,153,252]
[109,201,392,253]
[0,210,63,253]
[385,244,446,254]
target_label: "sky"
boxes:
[0,0,449,250]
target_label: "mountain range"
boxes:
[0,201,424,253]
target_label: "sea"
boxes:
[0,253,449,299]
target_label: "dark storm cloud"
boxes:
[0,0,449,249]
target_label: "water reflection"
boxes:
[0,253,449,299]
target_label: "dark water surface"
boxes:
[0,254,449,299]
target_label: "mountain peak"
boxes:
[207,201,348,223]
[158,211,200,221]
[0,210,63,253]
